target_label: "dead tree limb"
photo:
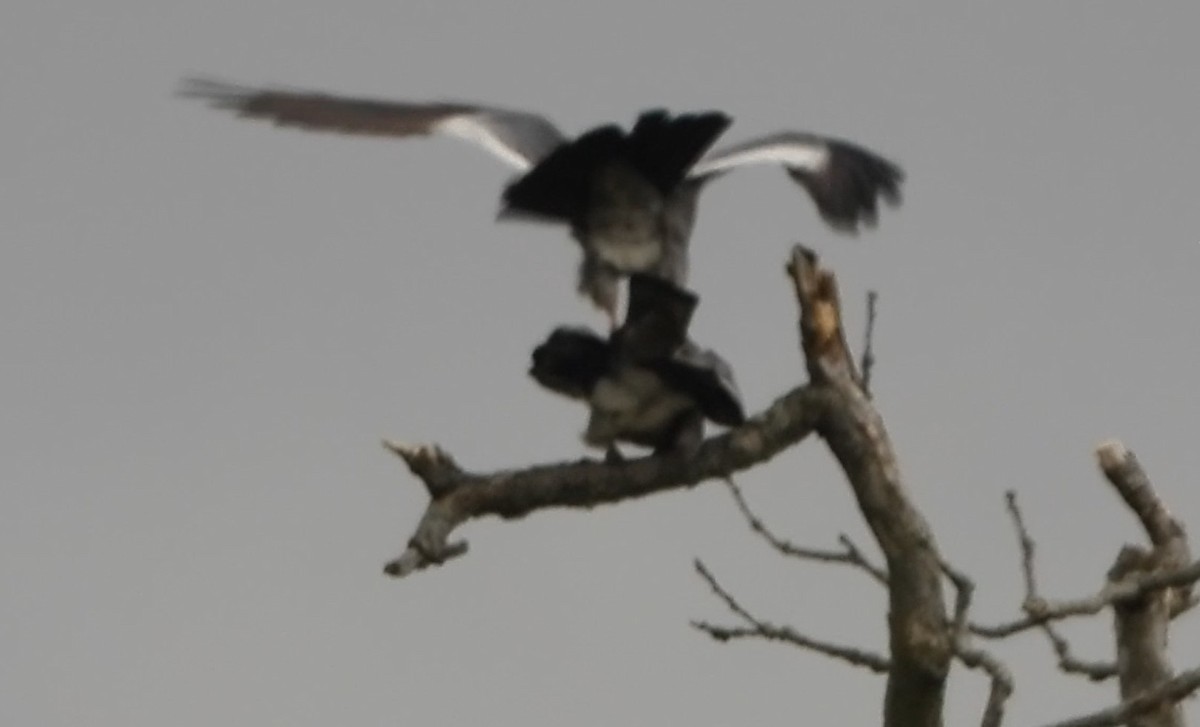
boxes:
[1097,441,1191,727]
[382,384,834,576]
[785,246,952,727]
[991,441,1200,727]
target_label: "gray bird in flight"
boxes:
[181,78,903,323]
[529,274,744,457]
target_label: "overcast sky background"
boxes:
[4,2,1200,725]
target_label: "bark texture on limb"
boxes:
[383,380,833,576]
[785,246,953,727]
[1097,441,1191,727]
[994,442,1200,727]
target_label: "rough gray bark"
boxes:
[382,383,831,576]
[785,247,952,727]
[1098,442,1192,727]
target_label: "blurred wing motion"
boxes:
[690,131,904,232]
[179,77,566,170]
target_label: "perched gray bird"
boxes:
[181,78,903,322]
[529,274,744,457]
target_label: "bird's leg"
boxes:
[654,412,704,460]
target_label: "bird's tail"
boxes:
[501,111,731,222]
[616,274,698,362]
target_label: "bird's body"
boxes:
[498,111,729,322]
[584,367,701,453]
[182,78,904,320]
[529,275,744,456]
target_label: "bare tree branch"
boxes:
[1002,490,1118,680]
[691,559,890,673]
[723,476,888,586]
[990,443,1197,726]
[970,559,1200,638]
[382,247,1200,727]
[1097,441,1184,550]
[1097,441,1191,727]
[940,558,975,637]
[787,246,951,727]
[1097,440,1193,609]
[937,555,1014,727]
[1036,666,1200,727]
[382,385,834,576]
[1005,491,1038,599]
[1039,624,1120,682]
[954,639,1015,727]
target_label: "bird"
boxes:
[180,78,904,323]
[529,274,745,457]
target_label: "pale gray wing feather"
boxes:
[179,77,566,170]
[690,131,832,177]
[690,131,903,232]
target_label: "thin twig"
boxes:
[1040,625,1119,681]
[970,559,1200,637]
[967,492,1124,681]
[940,557,976,637]
[692,559,890,673]
[839,534,890,587]
[1005,491,1038,599]
[940,556,1014,727]
[860,290,879,397]
[1036,666,1200,727]
[723,477,888,586]
[954,639,1015,727]
[1006,491,1113,677]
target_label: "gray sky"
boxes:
[3,2,1199,725]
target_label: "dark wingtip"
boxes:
[788,141,905,233]
[176,76,255,109]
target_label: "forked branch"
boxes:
[383,385,833,576]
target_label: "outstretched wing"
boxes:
[179,77,567,170]
[690,131,904,232]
